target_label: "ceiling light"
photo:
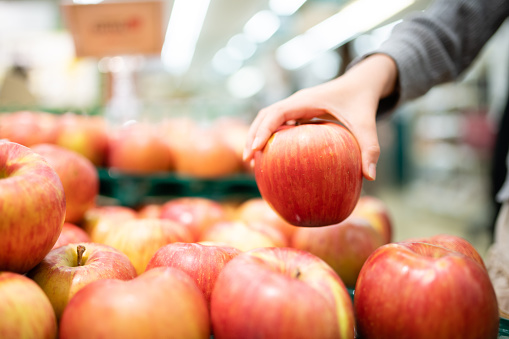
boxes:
[161,0,211,75]
[269,0,307,16]
[243,10,281,43]
[276,0,419,70]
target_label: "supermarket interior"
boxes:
[3,1,509,338]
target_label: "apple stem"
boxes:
[77,245,86,266]
[294,268,301,279]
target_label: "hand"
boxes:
[243,54,398,181]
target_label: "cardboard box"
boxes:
[61,0,165,57]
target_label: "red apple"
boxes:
[354,242,499,339]
[291,216,385,287]
[200,220,287,251]
[137,203,162,218]
[0,141,66,273]
[27,243,137,319]
[59,267,210,339]
[352,195,393,244]
[55,113,109,167]
[82,205,138,243]
[403,233,486,270]
[173,125,240,178]
[31,143,99,224]
[52,222,91,249]
[254,122,362,227]
[211,247,355,338]
[160,197,228,241]
[0,272,57,339]
[0,111,59,147]
[146,242,241,308]
[236,197,297,240]
[107,122,173,174]
[98,218,193,274]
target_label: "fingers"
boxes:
[347,119,380,181]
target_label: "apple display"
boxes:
[99,218,193,274]
[0,272,57,339]
[210,247,355,339]
[254,122,362,227]
[31,143,99,224]
[82,205,138,243]
[55,113,109,167]
[235,197,297,241]
[0,111,59,147]
[28,243,137,319]
[354,242,499,339]
[352,195,393,244]
[403,233,486,270]
[213,117,250,170]
[159,197,228,241]
[146,242,241,308]
[107,122,173,174]
[0,141,66,273]
[52,222,91,249]
[173,125,240,178]
[59,267,210,339]
[199,220,287,252]
[291,216,385,287]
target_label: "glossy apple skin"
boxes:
[27,242,137,319]
[99,218,193,274]
[211,247,355,339]
[254,122,362,227]
[0,142,66,273]
[0,272,57,339]
[160,197,228,241]
[403,233,486,270]
[354,242,499,339]
[52,223,91,249]
[352,195,392,244]
[31,143,99,224]
[59,267,210,339]
[291,217,385,287]
[199,220,287,252]
[146,242,241,308]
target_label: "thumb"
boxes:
[348,120,380,181]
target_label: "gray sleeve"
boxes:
[353,0,509,115]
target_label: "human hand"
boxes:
[243,54,398,181]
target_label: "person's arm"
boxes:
[243,53,398,180]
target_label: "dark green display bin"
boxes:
[97,168,260,207]
[346,288,509,338]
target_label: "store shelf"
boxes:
[97,168,260,207]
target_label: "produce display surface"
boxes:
[97,167,260,206]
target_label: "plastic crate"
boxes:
[97,168,260,207]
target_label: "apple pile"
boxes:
[0,111,253,178]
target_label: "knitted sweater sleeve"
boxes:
[351,0,509,115]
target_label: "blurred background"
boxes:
[1,0,508,256]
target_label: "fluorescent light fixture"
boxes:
[227,66,265,98]
[243,10,281,43]
[276,0,416,70]
[212,48,243,75]
[161,0,211,75]
[226,33,257,60]
[269,0,307,16]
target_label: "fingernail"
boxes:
[368,163,377,180]
[252,137,261,150]
[250,159,255,169]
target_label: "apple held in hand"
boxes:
[211,247,355,339]
[0,272,57,339]
[99,218,193,274]
[59,267,210,339]
[352,195,393,244]
[0,141,66,273]
[354,242,499,339]
[291,217,385,287]
[254,122,362,227]
[52,223,91,249]
[31,143,99,224]
[146,242,241,308]
[27,243,137,319]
